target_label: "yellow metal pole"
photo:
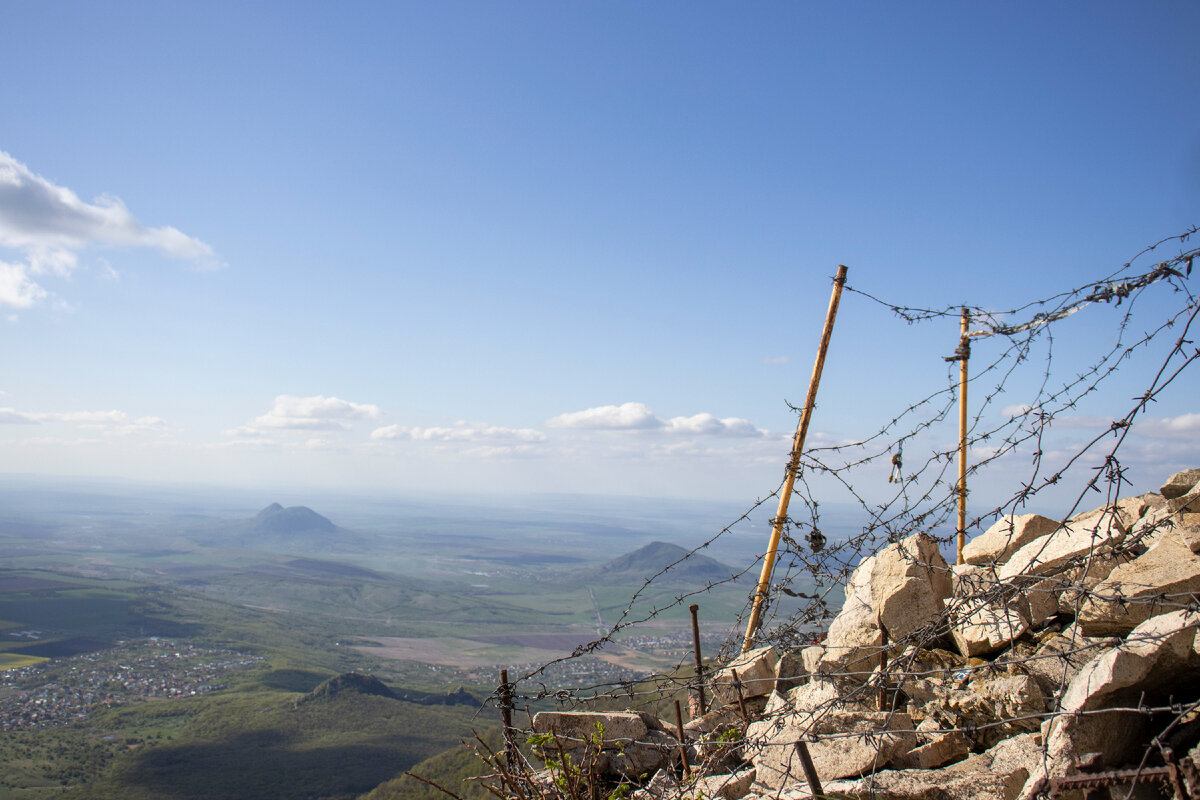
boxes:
[956,308,969,565]
[742,265,848,653]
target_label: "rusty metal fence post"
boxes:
[689,603,707,717]
[499,669,516,772]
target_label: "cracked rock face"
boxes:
[818,534,952,680]
[1045,609,1200,772]
[709,646,779,706]
[1077,529,1200,636]
[962,513,1060,567]
[999,512,1127,582]
[1161,468,1200,500]
[746,708,916,789]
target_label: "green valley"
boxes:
[0,478,782,799]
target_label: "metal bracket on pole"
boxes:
[742,265,848,653]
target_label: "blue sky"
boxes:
[1,2,1198,508]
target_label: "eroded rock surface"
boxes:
[962,513,1059,566]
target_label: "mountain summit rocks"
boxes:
[528,468,1200,800]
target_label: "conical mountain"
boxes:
[250,503,338,536]
[596,541,736,583]
[183,503,363,554]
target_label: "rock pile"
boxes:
[527,469,1200,799]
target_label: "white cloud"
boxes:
[20,436,103,446]
[1133,412,1200,440]
[547,402,767,437]
[463,444,542,459]
[0,407,38,424]
[232,394,382,434]
[662,413,764,437]
[547,402,662,430]
[0,261,48,308]
[39,410,130,426]
[1000,404,1033,418]
[203,437,282,450]
[763,355,791,365]
[371,421,546,443]
[0,150,219,309]
[0,405,167,436]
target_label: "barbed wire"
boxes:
[479,227,1200,796]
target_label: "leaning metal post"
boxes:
[957,307,970,565]
[742,265,848,653]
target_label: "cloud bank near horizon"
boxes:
[371,421,546,443]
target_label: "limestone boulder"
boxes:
[1169,481,1200,514]
[532,710,676,778]
[746,708,915,789]
[819,534,952,680]
[828,766,1027,800]
[1019,629,1120,696]
[962,513,1059,567]
[950,600,1029,658]
[744,679,899,788]
[710,646,778,706]
[895,723,972,769]
[950,562,989,596]
[682,768,756,800]
[533,710,658,747]
[684,703,748,740]
[1160,468,1200,499]
[1077,530,1200,636]
[816,732,1042,800]
[952,563,1059,632]
[817,554,884,679]
[774,648,808,694]
[998,512,1126,582]
[893,648,965,721]
[870,533,954,642]
[1182,514,1200,554]
[945,673,1045,749]
[1045,609,1200,772]
[1014,577,1061,629]
[798,644,824,677]
[1050,549,1133,612]
[1129,503,1176,549]
[1068,496,1149,533]
[609,728,680,777]
[897,645,968,676]
[783,678,844,716]
[630,768,678,800]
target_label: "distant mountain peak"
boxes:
[597,541,735,583]
[298,672,396,704]
[247,504,338,536]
